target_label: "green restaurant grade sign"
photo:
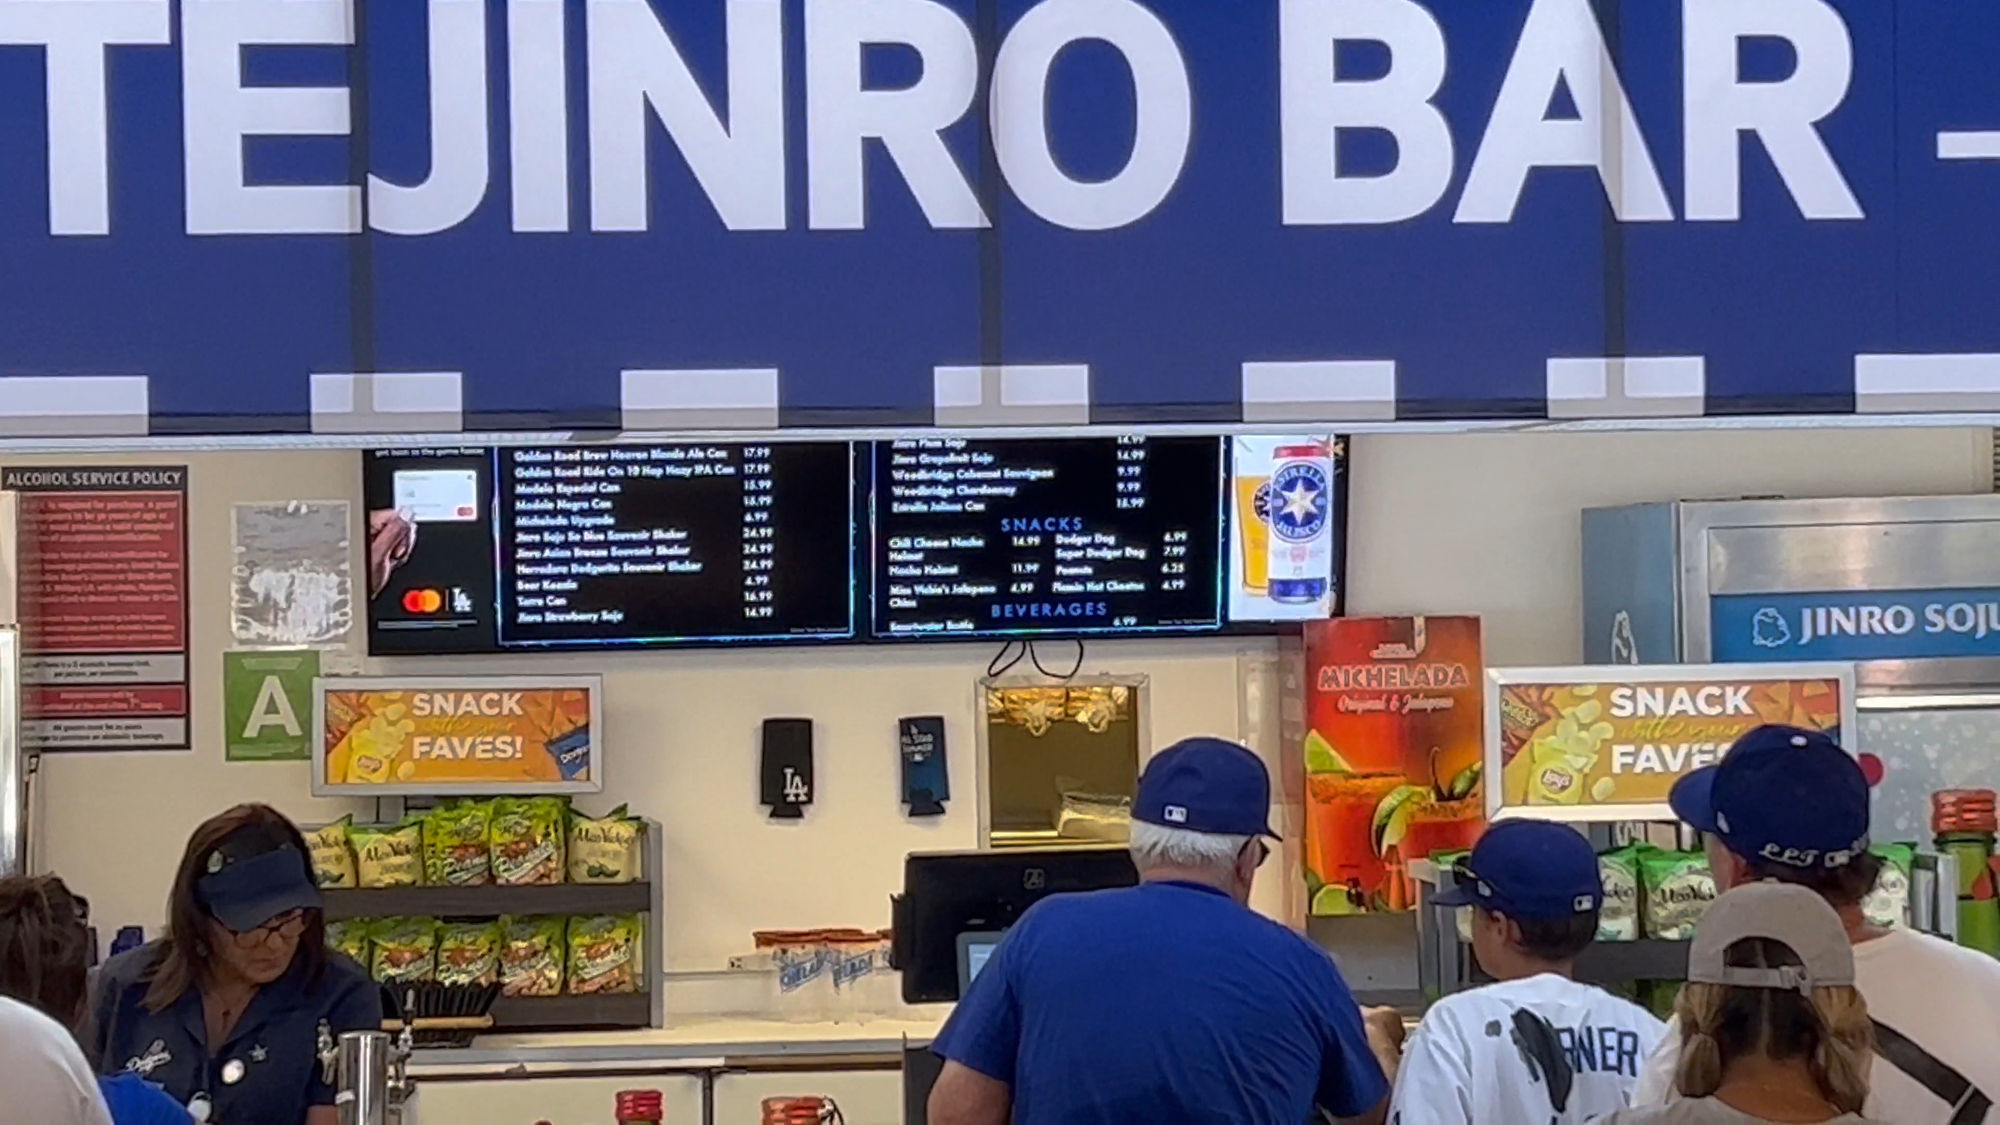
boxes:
[223,650,319,761]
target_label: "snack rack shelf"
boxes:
[1408,850,1958,999]
[488,992,653,1031]
[319,816,665,1034]
[322,882,653,921]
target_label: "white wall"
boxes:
[1344,428,1992,662]
[24,427,1991,972]
[21,450,1275,969]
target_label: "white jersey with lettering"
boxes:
[1391,973,1666,1125]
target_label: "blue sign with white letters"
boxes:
[1711,590,2000,662]
[7,0,2000,436]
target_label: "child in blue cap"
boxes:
[1387,818,1664,1123]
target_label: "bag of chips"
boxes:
[370,917,437,984]
[499,915,566,997]
[1640,979,1680,1022]
[569,805,643,885]
[436,920,502,987]
[567,915,642,995]
[1597,845,1642,942]
[1640,849,1716,940]
[306,816,357,889]
[491,797,566,886]
[425,801,493,887]
[1862,843,1915,930]
[353,821,425,888]
[327,919,371,966]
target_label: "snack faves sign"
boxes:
[313,675,602,796]
[1486,664,1856,822]
[5,1,2000,433]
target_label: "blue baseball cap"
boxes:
[1669,724,1869,871]
[1133,737,1277,838]
[1431,819,1602,920]
[196,824,321,933]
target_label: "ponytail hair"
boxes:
[0,874,93,1030]
[1672,937,1874,1114]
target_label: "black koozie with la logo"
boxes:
[761,718,814,819]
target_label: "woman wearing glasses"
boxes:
[90,805,381,1125]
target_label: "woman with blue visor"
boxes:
[91,805,381,1125]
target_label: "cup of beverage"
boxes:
[1235,475,1271,593]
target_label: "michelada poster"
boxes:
[1301,616,1485,915]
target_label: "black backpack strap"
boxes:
[1872,1019,1993,1125]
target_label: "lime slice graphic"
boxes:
[1312,884,1361,916]
[1304,730,1353,775]
[1446,763,1484,800]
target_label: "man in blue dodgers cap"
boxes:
[1387,819,1664,1123]
[1630,725,2000,1124]
[927,737,1398,1125]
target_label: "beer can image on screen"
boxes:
[1266,444,1332,604]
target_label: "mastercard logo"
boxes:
[402,588,444,614]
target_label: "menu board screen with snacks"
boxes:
[1485,663,1857,824]
[364,436,1349,652]
[868,436,1227,640]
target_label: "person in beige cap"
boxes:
[1604,883,1884,1125]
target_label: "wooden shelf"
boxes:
[489,992,651,1032]
[321,882,651,921]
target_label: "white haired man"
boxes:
[928,737,1400,1125]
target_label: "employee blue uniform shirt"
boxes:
[90,942,381,1125]
[932,881,1389,1124]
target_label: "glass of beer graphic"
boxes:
[1236,474,1271,593]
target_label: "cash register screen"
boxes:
[957,930,1005,993]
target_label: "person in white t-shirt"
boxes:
[0,994,114,1125]
[1389,819,1666,1124]
[1631,724,2000,1125]
[1604,882,1886,1125]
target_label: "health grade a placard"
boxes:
[314,675,603,797]
[1487,664,1854,821]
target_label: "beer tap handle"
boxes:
[315,1019,337,1085]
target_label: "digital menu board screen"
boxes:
[365,443,855,653]
[365,435,1346,653]
[869,436,1227,639]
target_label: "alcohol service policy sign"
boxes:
[6,466,190,752]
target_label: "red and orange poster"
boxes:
[1302,616,1484,915]
[317,676,601,796]
[5,466,189,751]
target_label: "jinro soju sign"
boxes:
[313,675,603,797]
[1485,664,1856,823]
[1710,590,2000,663]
